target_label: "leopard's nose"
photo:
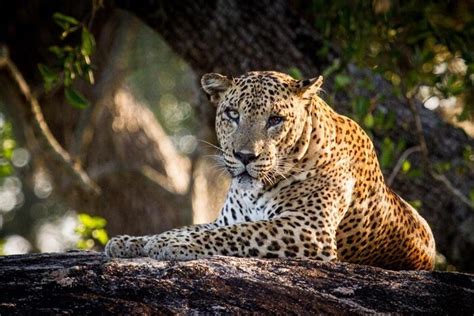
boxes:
[233,150,259,165]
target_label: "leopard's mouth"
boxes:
[235,170,253,180]
[233,170,264,190]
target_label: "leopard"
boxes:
[105,70,436,271]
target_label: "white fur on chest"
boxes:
[224,171,313,224]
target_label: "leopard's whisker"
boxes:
[198,139,226,153]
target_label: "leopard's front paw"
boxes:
[104,235,148,258]
[144,238,201,261]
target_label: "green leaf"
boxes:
[78,213,106,229]
[380,137,395,169]
[2,139,15,159]
[53,12,79,30]
[64,68,75,86]
[74,61,83,76]
[322,58,341,77]
[408,200,423,209]
[92,229,109,245]
[0,164,13,177]
[65,88,90,109]
[363,113,374,128]
[434,161,451,174]
[287,67,303,80]
[401,160,411,173]
[407,168,423,179]
[447,80,465,96]
[92,217,107,229]
[396,139,406,153]
[81,27,95,57]
[76,213,108,250]
[353,96,370,122]
[48,46,65,59]
[78,213,94,228]
[334,74,351,89]
[38,64,59,92]
[77,239,95,250]
[469,190,474,205]
[384,110,396,130]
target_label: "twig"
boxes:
[431,172,474,207]
[0,46,101,195]
[387,146,421,186]
[405,92,472,209]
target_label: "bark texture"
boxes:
[0,252,473,314]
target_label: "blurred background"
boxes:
[0,0,473,272]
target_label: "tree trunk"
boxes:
[0,252,473,314]
[0,5,194,236]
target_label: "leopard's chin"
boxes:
[233,171,264,191]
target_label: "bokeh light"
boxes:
[2,235,31,255]
[12,148,30,168]
[36,212,79,252]
[33,170,53,199]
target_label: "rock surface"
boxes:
[0,251,473,314]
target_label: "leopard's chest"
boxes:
[224,171,313,224]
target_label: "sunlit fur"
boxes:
[106,71,435,271]
[213,71,311,189]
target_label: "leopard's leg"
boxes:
[105,199,239,258]
[144,214,339,261]
[151,222,219,241]
[144,180,354,261]
[105,222,221,258]
[104,235,151,258]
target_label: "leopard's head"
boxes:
[201,71,323,190]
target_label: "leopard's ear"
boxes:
[201,73,232,105]
[296,75,323,99]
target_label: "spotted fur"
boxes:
[105,71,435,270]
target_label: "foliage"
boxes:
[311,0,473,120]
[0,118,15,178]
[38,13,96,109]
[75,213,109,250]
[408,199,423,210]
[380,137,406,169]
[301,0,474,183]
[287,67,304,80]
[435,252,457,271]
[0,118,16,255]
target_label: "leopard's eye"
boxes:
[224,109,240,123]
[267,115,284,128]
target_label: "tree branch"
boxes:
[406,94,473,209]
[387,146,421,186]
[0,46,101,195]
[1,252,473,314]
